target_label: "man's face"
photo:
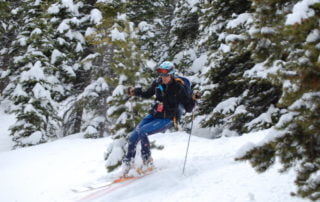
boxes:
[161,75,172,84]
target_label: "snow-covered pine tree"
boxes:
[131,0,175,63]
[0,0,17,93]
[167,0,200,71]
[196,0,282,138]
[77,77,109,138]
[237,0,320,200]
[3,0,61,147]
[47,0,102,136]
[152,0,203,130]
[95,1,150,171]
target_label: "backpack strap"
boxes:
[173,78,185,131]
[175,77,185,86]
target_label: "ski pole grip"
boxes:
[192,91,201,100]
[127,87,135,96]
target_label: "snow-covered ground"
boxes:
[0,106,15,151]
[0,111,307,202]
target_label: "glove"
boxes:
[192,91,201,100]
[127,86,135,96]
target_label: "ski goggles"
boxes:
[156,68,174,76]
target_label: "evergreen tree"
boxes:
[0,0,17,93]
[196,0,282,137]
[167,0,200,71]
[3,0,61,147]
[94,1,150,171]
[0,1,27,95]
[237,0,320,200]
[77,77,109,138]
[132,0,175,63]
[47,0,102,136]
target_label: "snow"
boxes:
[58,20,70,33]
[12,84,28,97]
[289,92,320,110]
[226,13,253,29]
[11,8,19,15]
[85,27,96,37]
[105,138,126,168]
[187,0,199,7]
[110,28,127,41]
[51,49,64,64]
[20,131,43,145]
[84,125,98,135]
[138,21,150,32]
[245,105,279,131]
[31,28,42,36]
[260,27,277,35]
[225,34,247,43]
[191,54,207,73]
[62,64,76,77]
[0,107,307,202]
[146,59,157,70]
[97,0,113,3]
[68,31,85,44]
[76,42,83,52]
[276,111,299,128]
[213,97,239,114]
[286,0,320,25]
[24,103,37,114]
[244,61,282,79]
[34,0,42,6]
[17,36,27,46]
[90,9,102,25]
[61,0,80,15]
[219,44,231,53]
[32,83,51,99]
[0,107,15,152]
[173,49,197,65]
[78,78,109,100]
[112,85,126,96]
[48,3,60,14]
[57,37,67,45]
[306,29,320,42]
[20,61,45,82]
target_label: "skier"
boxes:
[122,61,198,176]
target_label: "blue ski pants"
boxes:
[124,114,173,163]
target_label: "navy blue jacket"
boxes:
[134,77,195,119]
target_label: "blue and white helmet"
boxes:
[157,61,176,76]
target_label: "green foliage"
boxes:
[236,141,276,172]
[237,0,320,200]
[199,47,281,134]
[2,1,320,199]
[96,10,147,137]
[1,0,62,147]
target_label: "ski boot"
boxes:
[121,159,134,177]
[137,157,154,175]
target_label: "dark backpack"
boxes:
[175,76,193,97]
[175,76,194,115]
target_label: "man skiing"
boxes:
[122,61,197,175]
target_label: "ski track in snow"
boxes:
[0,109,307,202]
[91,132,305,202]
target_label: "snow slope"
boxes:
[0,111,307,202]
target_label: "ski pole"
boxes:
[182,103,196,175]
[182,92,201,175]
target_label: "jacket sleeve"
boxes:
[177,84,195,113]
[134,80,157,99]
